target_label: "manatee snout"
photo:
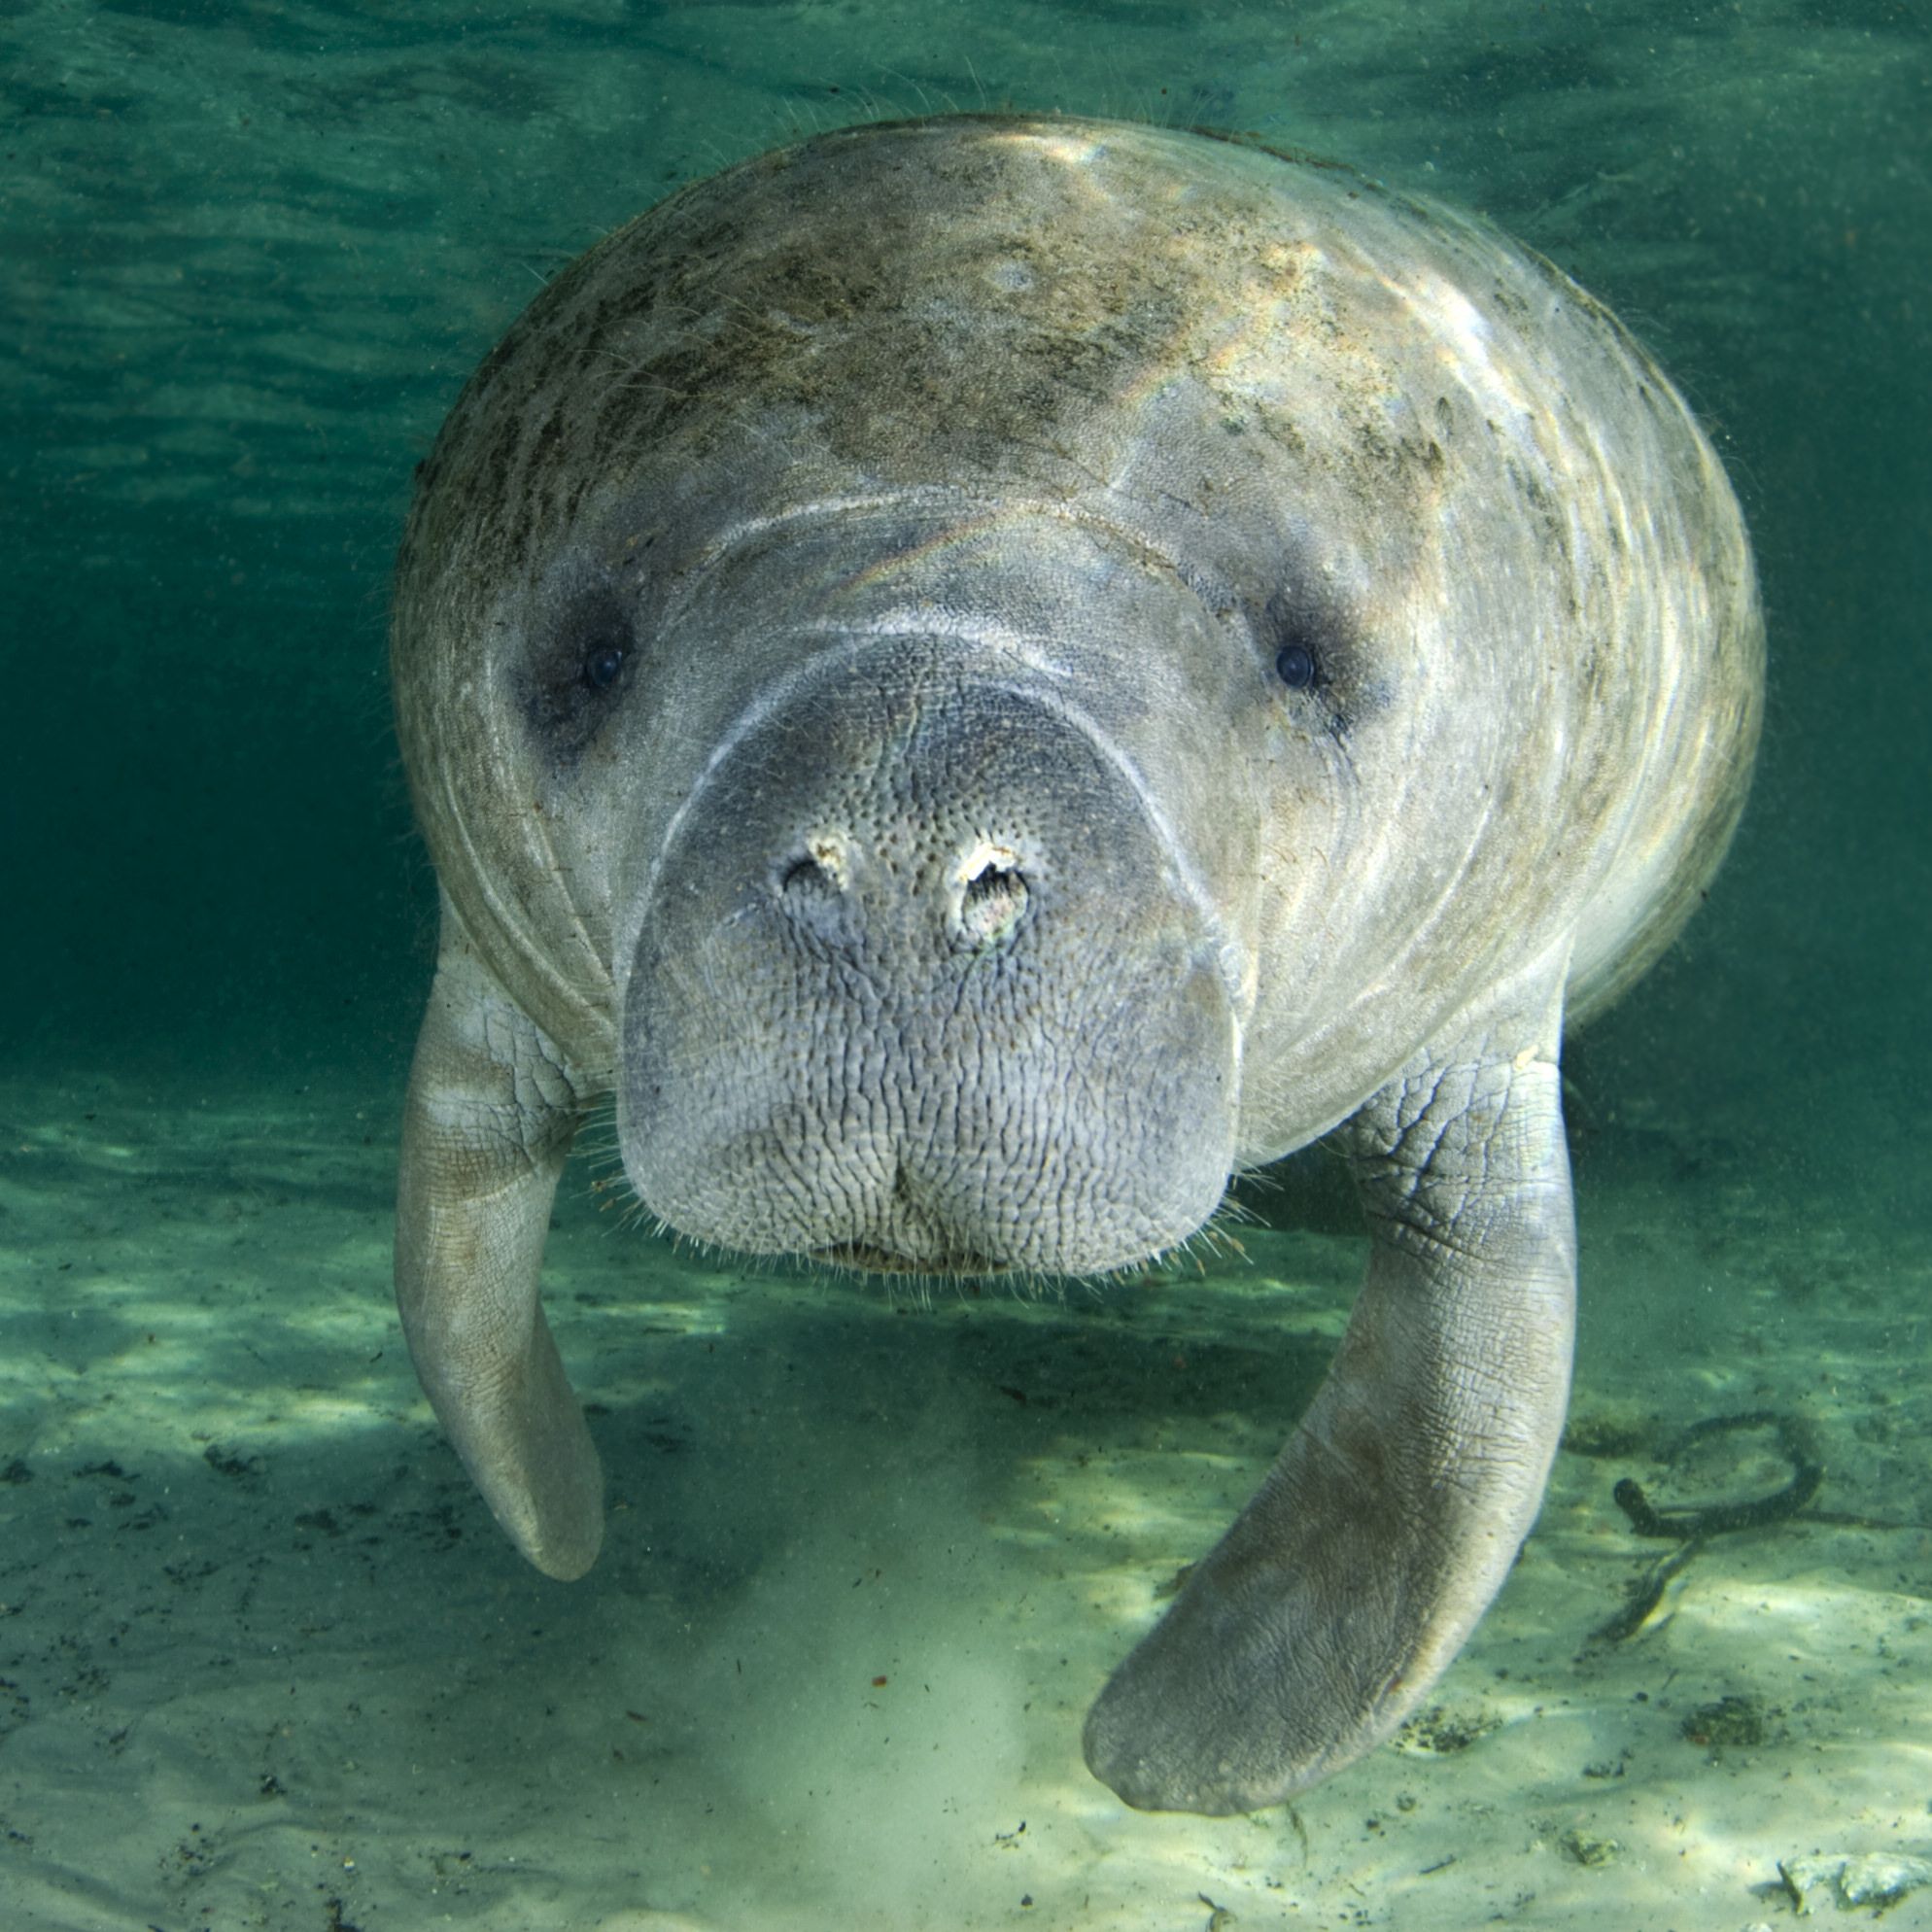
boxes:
[619,648,1241,1274]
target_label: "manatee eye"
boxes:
[519,583,640,763]
[1275,639,1317,689]
[583,638,627,690]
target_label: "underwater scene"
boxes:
[3,1,1928,1927]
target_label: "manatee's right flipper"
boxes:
[1083,951,1574,1811]
[395,905,603,1579]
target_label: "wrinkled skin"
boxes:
[390,115,1762,1813]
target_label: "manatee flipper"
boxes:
[1084,951,1575,1812]
[395,903,604,1579]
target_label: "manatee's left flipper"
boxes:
[1084,951,1575,1811]
[395,904,604,1579]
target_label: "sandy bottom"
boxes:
[1,1066,1928,1931]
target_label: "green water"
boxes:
[2,4,1927,1928]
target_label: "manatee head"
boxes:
[485,484,1278,1274]
[395,116,1748,1282]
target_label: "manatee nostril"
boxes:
[781,855,837,897]
[779,835,851,899]
[777,836,856,945]
[957,855,1029,949]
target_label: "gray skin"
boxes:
[391,114,1762,1814]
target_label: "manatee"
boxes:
[390,114,1762,1814]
